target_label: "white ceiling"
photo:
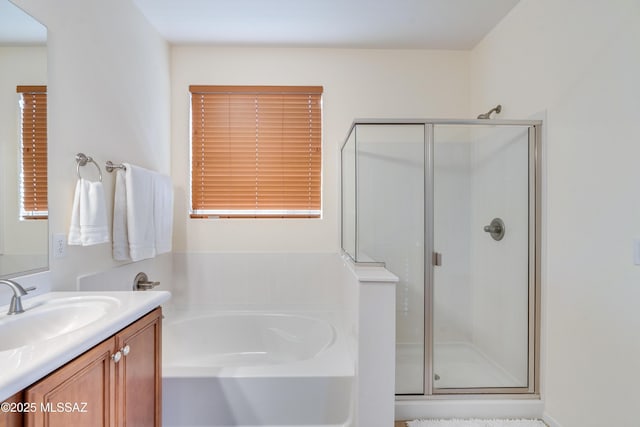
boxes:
[133,0,521,49]
[0,0,46,45]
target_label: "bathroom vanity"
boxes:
[0,291,169,427]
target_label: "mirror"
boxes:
[0,0,47,278]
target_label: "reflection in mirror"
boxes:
[0,0,47,278]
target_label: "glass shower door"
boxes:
[432,124,533,391]
[351,123,427,395]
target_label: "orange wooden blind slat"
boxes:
[190,86,322,218]
[189,85,323,94]
[18,87,48,218]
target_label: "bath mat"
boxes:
[406,419,547,427]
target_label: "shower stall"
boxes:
[341,119,541,396]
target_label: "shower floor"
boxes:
[396,342,523,393]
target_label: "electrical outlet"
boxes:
[53,233,67,258]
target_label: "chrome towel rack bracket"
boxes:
[75,152,102,182]
[105,160,126,173]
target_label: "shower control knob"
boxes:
[483,217,505,241]
[483,224,501,233]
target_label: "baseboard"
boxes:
[542,413,562,427]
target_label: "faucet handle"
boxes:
[24,286,36,293]
[133,272,160,291]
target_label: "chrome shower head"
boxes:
[477,104,502,119]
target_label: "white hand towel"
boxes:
[124,163,156,261]
[153,173,173,255]
[112,169,130,260]
[68,178,109,246]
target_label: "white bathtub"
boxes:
[162,311,354,427]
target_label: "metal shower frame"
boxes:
[341,118,542,398]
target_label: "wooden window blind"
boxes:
[17,85,48,220]
[189,85,322,218]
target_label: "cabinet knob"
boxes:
[121,345,130,356]
[112,351,122,363]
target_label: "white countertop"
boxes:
[0,291,171,402]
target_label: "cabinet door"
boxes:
[115,308,161,427]
[25,337,116,427]
[0,391,24,427]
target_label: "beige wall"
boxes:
[171,46,469,252]
[471,0,640,425]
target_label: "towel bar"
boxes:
[75,153,102,182]
[105,160,126,173]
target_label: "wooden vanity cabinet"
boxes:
[23,307,162,427]
[115,307,162,427]
[0,391,24,427]
[25,338,116,427]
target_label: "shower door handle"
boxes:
[433,252,442,267]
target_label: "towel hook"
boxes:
[75,153,103,182]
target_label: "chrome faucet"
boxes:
[0,279,35,315]
[133,272,160,291]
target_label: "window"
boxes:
[189,85,322,218]
[17,85,47,220]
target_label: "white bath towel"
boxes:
[68,178,110,246]
[112,163,173,261]
[112,169,130,260]
[153,173,173,255]
[124,163,156,261]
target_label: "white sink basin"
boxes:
[0,290,171,403]
[0,296,121,351]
